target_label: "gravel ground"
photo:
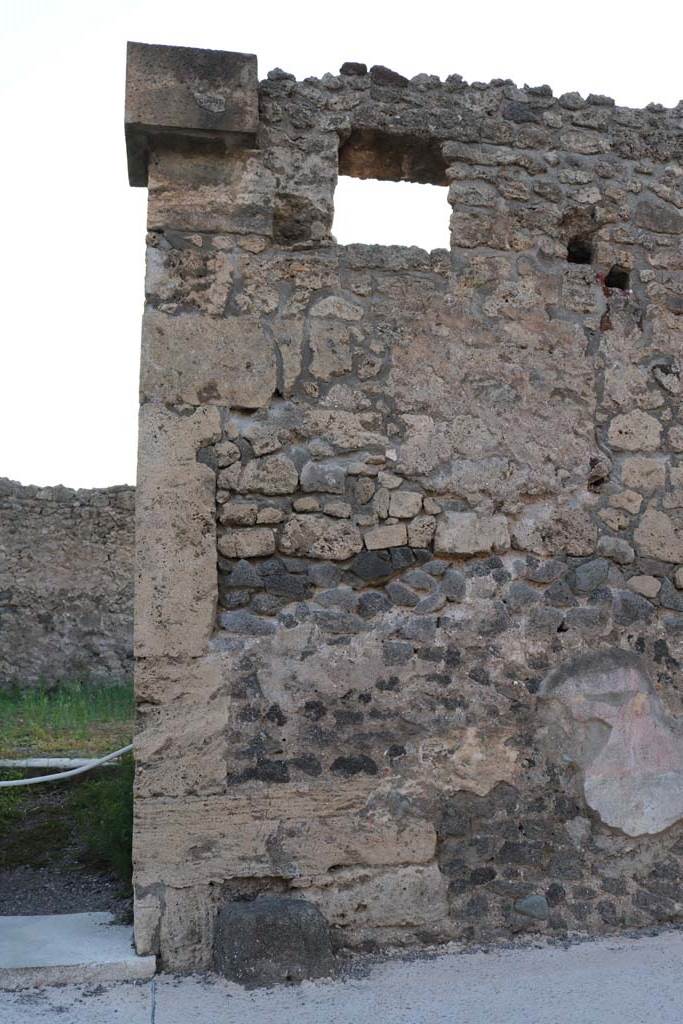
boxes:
[0,778,131,921]
[0,864,131,920]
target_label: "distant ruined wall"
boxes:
[126,43,683,972]
[0,478,135,686]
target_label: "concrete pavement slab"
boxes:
[153,930,683,1024]
[0,912,156,990]
[0,929,681,1023]
[0,978,152,1023]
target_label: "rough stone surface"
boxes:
[0,478,134,685]
[213,897,334,986]
[125,44,683,971]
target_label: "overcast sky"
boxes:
[2,0,681,487]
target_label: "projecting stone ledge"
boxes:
[125,41,259,186]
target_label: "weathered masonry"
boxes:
[127,43,683,972]
[0,478,134,686]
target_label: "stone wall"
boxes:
[0,478,134,686]
[126,44,683,971]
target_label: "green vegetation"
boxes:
[0,682,135,886]
[0,681,133,757]
[72,755,134,881]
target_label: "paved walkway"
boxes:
[2,929,682,1023]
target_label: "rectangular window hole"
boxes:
[333,128,451,251]
[332,177,451,250]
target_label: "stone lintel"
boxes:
[125,41,259,186]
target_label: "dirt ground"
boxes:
[0,777,132,921]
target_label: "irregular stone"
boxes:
[609,490,643,515]
[435,512,510,555]
[357,591,391,618]
[626,575,661,599]
[597,535,635,565]
[364,524,408,550]
[218,501,258,526]
[225,454,299,495]
[257,507,286,525]
[635,199,683,235]
[378,471,403,489]
[217,528,275,558]
[387,581,419,607]
[300,460,346,494]
[218,610,277,635]
[514,894,549,920]
[635,508,683,563]
[389,491,423,518]
[349,550,393,582]
[310,295,364,320]
[408,515,436,548]
[659,578,683,611]
[279,515,363,560]
[505,580,538,609]
[607,411,662,452]
[309,321,357,379]
[324,500,352,518]
[573,559,609,592]
[294,496,320,512]
[214,897,334,986]
[675,566,683,589]
[612,589,654,625]
[621,457,666,493]
[415,591,446,614]
[215,439,241,467]
[441,569,466,601]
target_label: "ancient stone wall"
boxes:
[0,478,134,686]
[127,43,683,971]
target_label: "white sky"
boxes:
[1,0,681,488]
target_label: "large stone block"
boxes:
[134,785,437,887]
[146,149,273,234]
[140,309,276,408]
[214,897,335,986]
[125,42,258,186]
[134,404,220,658]
[434,512,509,555]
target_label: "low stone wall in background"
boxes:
[0,478,134,687]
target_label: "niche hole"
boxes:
[567,236,594,265]
[605,265,630,290]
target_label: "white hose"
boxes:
[0,744,133,788]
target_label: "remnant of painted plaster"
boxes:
[541,650,683,837]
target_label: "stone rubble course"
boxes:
[126,42,683,972]
[0,477,134,685]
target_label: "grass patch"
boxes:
[0,682,135,888]
[0,763,133,885]
[72,756,134,882]
[0,681,134,757]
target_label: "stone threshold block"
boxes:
[0,913,156,990]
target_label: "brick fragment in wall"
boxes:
[125,42,683,969]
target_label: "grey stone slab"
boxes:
[0,913,155,991]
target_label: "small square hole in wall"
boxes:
[332,177,451,250]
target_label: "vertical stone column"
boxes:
[125,42,265,967]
